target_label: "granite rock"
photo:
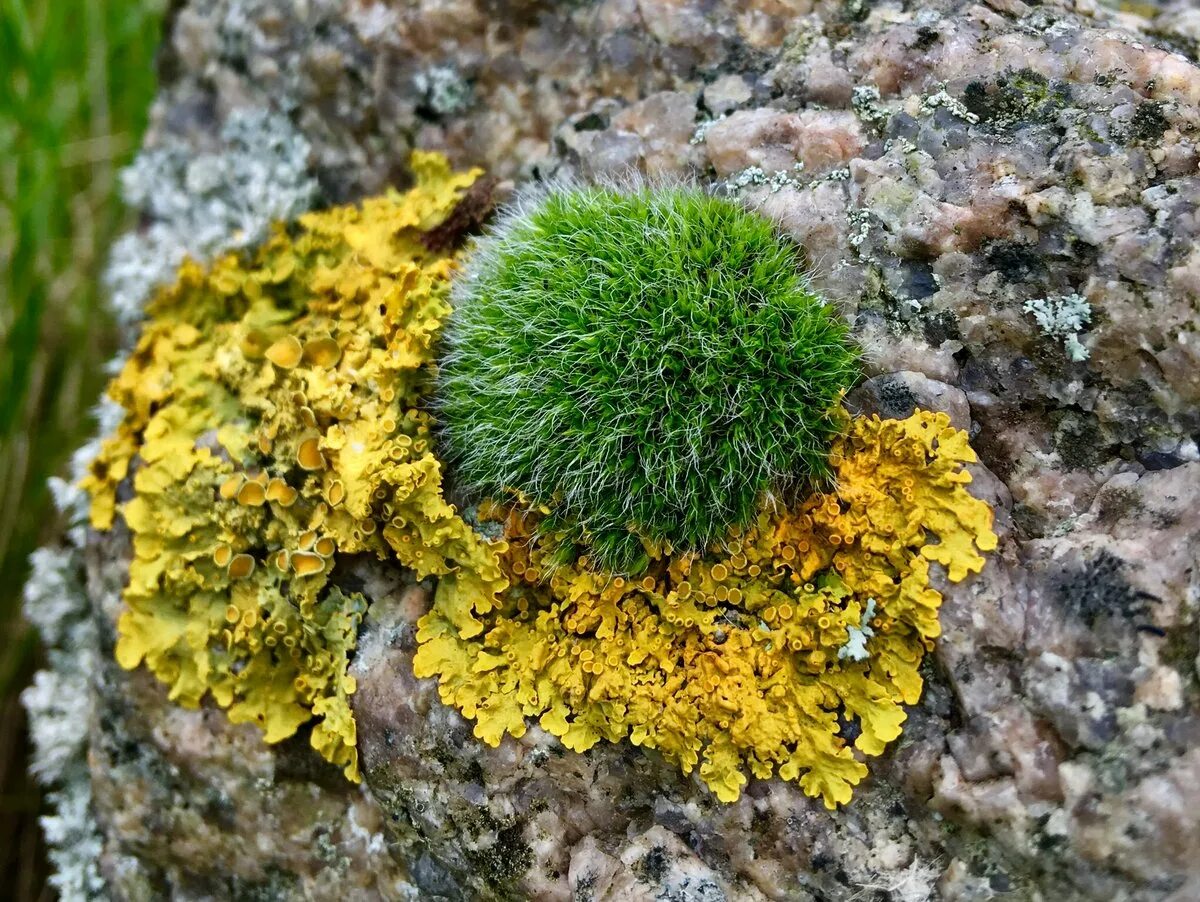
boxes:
[34,0,1200,899]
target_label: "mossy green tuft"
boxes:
[438,184,859,572]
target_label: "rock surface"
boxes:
[42,0,1200,899]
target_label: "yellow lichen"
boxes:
[413,411,997,807]
[83,152,507,780]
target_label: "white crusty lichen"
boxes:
[847,209,876,252]
[1024,292,1092,361]
[838,597,877,662]
[104,107,318,325]
[22,540,104,901]
[852,84,890,127]
[414,65,473,117]
[724,162,806,195]
[23,667,91,784]
[39,779,107,901]
[689,113,728,145]
[22,546,90,658]
[920,88,980,125]
[24,394,109,899]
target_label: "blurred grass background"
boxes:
[1,1,165,897]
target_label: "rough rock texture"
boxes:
[82,526,410,900]
[52,0,1200,899]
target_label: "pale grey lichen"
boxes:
[21,392,126,898]
[39,779,106,901]
[882,136,919,155]
[724,163,805,195]
[104,108,317,326]
[22,547,89,656]
[723,162,852,198]
[1024,292,1092,361]
[414,65,473,117]
[725,165,768,192]
[838,597,877,662]
[689,114,727,146]
[22,540,104,901]
[847,209,876,252]
[23,667,91,784]
[852,85,889,128]
[920,88,980,125]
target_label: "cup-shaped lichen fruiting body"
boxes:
[438,183,860,573]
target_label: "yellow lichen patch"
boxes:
[82,152,506,781]
[413,410,997,808]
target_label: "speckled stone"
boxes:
[79,0,1200,899]
[83,528,411,900]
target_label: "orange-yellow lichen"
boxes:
[83,152,506,780]
[413,411,997,807]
